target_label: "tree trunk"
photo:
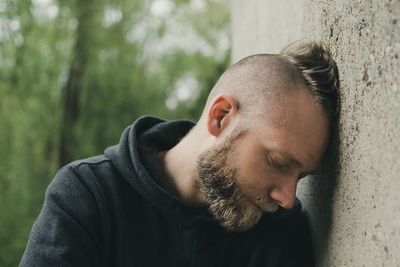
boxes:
[59,0,95,167]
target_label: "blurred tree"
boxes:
[59,0,99,166]
[0,0,230,265]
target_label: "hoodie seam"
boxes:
[173,207,182,267]
[190,230,199,267]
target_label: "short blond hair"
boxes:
[280,40,340,119]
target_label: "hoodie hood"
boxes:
[104,115,195,213]
[104,115,302,226]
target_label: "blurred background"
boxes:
[0,0,230,265]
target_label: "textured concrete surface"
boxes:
[231,0,400,266]
[231,0,304,61]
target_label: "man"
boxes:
[20,41,340,266]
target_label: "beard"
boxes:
[196,130,278,232]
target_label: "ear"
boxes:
[207,95,238,137]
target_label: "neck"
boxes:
[159,125,208,208]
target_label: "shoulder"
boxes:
[20,157,113,266]
[50,155,115,194]
[66,154,114,177]
[45,155,119,219]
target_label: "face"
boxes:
[196,88,329,232]
[196,129,278,233]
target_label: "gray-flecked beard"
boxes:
[196,130,278,232]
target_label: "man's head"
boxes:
[194,41,340,232]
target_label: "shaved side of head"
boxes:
[201,54,307,129]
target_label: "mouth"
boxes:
[248,196,279,213]
[264,204,279,213]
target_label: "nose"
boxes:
[269,181,297,209]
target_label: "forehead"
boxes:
[253,88,329,169]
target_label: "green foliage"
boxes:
[0,0,230,265]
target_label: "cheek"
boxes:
[236,152,273,193]
[232,135,276,193]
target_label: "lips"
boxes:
[249,196,279,213]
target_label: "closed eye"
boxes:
[266,153,290,170]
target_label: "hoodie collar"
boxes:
[104,116,197,214]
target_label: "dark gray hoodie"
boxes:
[20,116,314,267]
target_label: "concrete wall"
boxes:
[231,0,400,266]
